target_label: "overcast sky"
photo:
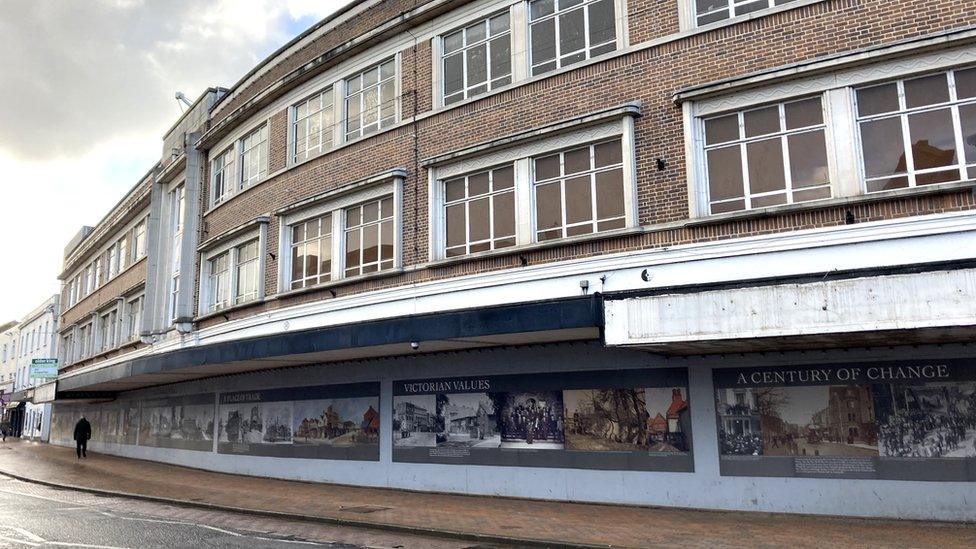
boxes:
[0,0,347,324]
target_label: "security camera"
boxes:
[410,341,420,350]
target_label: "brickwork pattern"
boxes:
[197,0,976,327]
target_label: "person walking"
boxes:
[73,416,92,459]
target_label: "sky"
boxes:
[0,0,347,323]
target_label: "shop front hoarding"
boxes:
[715,361,976,481]
[393,368,693,471]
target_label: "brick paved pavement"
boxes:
[1,440,974,548]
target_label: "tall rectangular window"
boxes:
[694,0,799,26]
[209,252,230,311]
[702,97,831,213]
[442,12,512,105]
[344,197,394,277]
[118,236,128,272]
[212,147,234,205]
[126,296,142,341]
[94,257,102,288]
[856,67,976,192]
[239,125,268,190]
[235,240,260,304]
[444,165,516,257]
[170,185,185,322]
[107,243,119,279]
[100,310,117,352]
[294,89,335,163]
[529,0,617,76]
[345,59,397,141]
[290,215,332,290]
[133,218,147,261]
[533,139,626,240]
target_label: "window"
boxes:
[529,0,617,76]
[702,97,830,213]
[85,264,95,296]
[345,59,397,140]
[294,89,335,163]
[94,257,103,288]
[239,125,268,190]
[855,67,976,192]
[118,236,128,272]
[133,218,147,260]
[126,296,142,341]
[170,185,185,322]
[533,139,626,240]
[212,147,234,205]
[290,215,332,289]
[235,240,260,304]
[693,0,800,26]
[78,324,91,359]
[344,197,395,277]
[99,309,117,352]
[442,12,512,105]
[208,252,231,311]
[444,166,516,257]
[107,243,119,279]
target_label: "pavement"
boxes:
[1,440,975,548]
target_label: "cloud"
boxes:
[0,0,346,321]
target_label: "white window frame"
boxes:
[238,124,269,191]
[683,46,976,218]
[291,87,338,164]
[198,227,268,314]
[428,116,636,261]
[439,8,514,106]
[277,174,403,293]
[124,294,143,342]
[343,57,400,142]
[211,146,235,207]
[677,0,821,32]
[527,0,620,77]
[169,183,186,322]
[98,307,118,353]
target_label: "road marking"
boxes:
[0,534,41,546]
[0,526,44,542]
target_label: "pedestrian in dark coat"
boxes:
[74,416,92,459]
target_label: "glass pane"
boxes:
[446,204,466,247]
[490,12,510,35]
[959,103,976,165]
[535,154,560,180]
[747,138,786,194]
[793,186,831,203]
[744,106,780,137]
[860,118,906,178]
[467,44,488,88]
[595,168,624,220]
[785,98,823,129]
[857,84,899,117]
[705,114,739,145]
[565,175,592,224]
[380,220,394,261]
[443,53,464,95]
[866,177,909,193]
[493,191,515,238]
[345,231,360,269]
[597,218,625,232]
[363,67,379,87]
[489,36,511,81]
[469,172,490,196]
[363,201,379,223]
[292,224,304,243]
[735,0,768,16]
[535,182,563,232]
[955,67,976,99]
[445,178,465,202]
[711,199,745,213]
[788,130,829,188]
[564,146,590,174]
[916,169,959,186]
[466,21,486,43]
[363,224,378,263]
[493,166,514,190]
[531,18,556,64]
[305,241,319,278]
[469,197,490,242]
[706,146,744,201]
[594,140,622,168]
[530,0,554,20]
[381,59,396,79]
[751,193,787,208]
[291,244,304,282]
[380,197,394,219]
[346,205,361,228]
[588,0,616,46]
[907,109,957,170]
[904,73,950,109]
[306,219,320,239]
[558,9,586,56]
[560,0,583,8]
[319,237,332,276]
[567,224,592,237]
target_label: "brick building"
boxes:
[49,0,976,520]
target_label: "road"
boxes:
[0,475,503,549]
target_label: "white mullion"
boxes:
[948,71,969,177]
[511,2,529,82]
[738,112,752,209]
[515,158,533,245]
[897,81,917,188]
[559,152,568,238]
[331,212,343,280]
[779,104,795,204]
[582,2,591,59]
[554,9,562,69]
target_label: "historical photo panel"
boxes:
[138,393,216,451]
[393,369,692,471]
[715,361,976,481]
[217,382,379,460]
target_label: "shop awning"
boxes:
[4,401,21,410]
[58,296,604,394]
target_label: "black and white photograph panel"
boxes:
[498,391,564,449]
[393,394,437,447]
[876,381,976,458]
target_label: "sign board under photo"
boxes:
[29,358,58,380]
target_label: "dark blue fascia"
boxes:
[58,295,604,393]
